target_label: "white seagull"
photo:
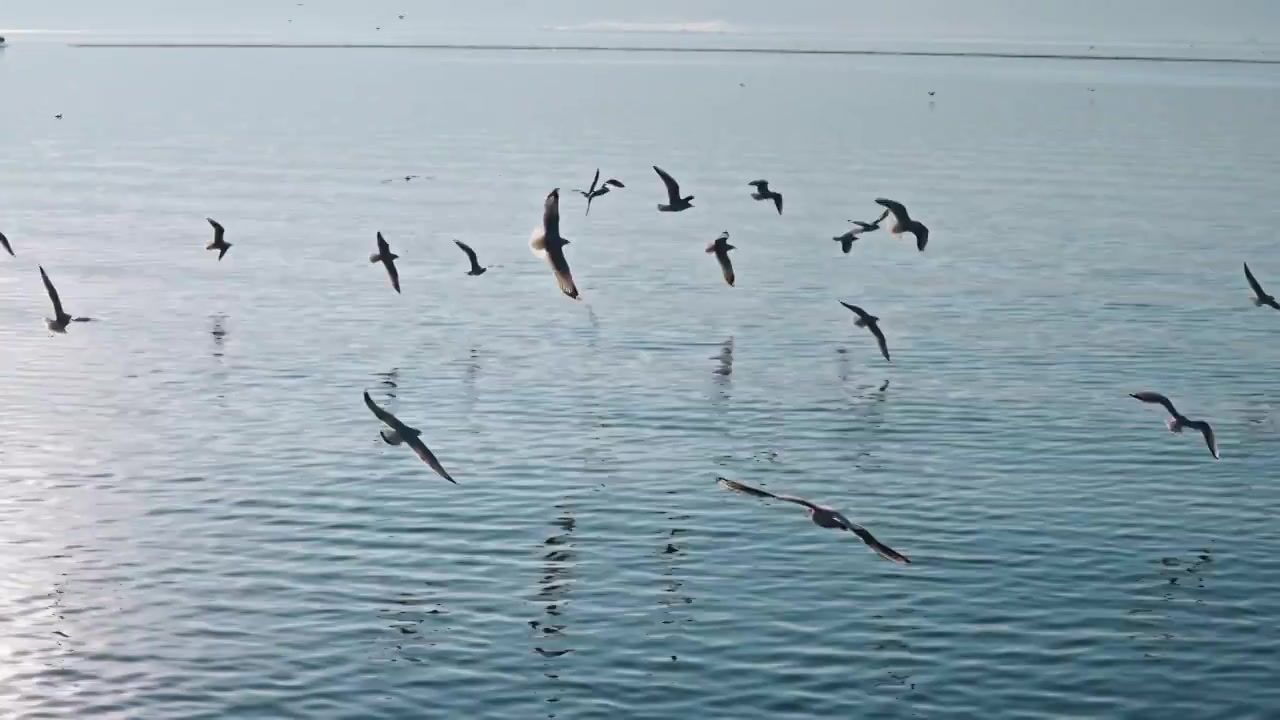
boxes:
[528,188,579,299]
[875,198,929,252]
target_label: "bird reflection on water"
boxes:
[531,504,576,708]
[210,314,227,360]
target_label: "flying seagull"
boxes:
[0,230,13,257]
[454,239,487,276]
[717,477,910,563]
[875,198,929,252]
[363,391,457,483]
[1130,392,1219,459]
[206,218,231,260]
[706,231,736,287]
[839,301,891,362]
[369,231,401,293]
[39,266,92,333]
[573,169,624,216]
[528,188,580,299]
[1244,262,1279,310]
[832,213,888,254]
[653,166,694,212]
[747,179,783,215]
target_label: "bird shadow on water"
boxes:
[1123,545,1217,658]
[372,367,399,399]
[653,491,695,671]
[710,336,733,404]
[209,313,227,360]
[530,503,577,711]
[376,587,449,665]
[462,348,480,411]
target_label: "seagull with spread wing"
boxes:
[528,188,580,299]
[454,239,487,276]
[653,166,694,212]
[39,266,93,333]
[706,231,736,287]
[839,301,891,362]
[1244,262,1279,310]
[369,231,401,293]
[1129,391,1219,459]
[717,477,910,563]
[832,212,888,254]
[363,391,458,483]
[206,218,232,260]
[747,179,783,215]
[875,198,929,252]
[574,169,624,216]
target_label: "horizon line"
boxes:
[68,42,1280,65]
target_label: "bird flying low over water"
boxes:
[206,218,232,260]
[839,301,891,362]
[1244,262,1279,310]
[574,169,624,216]
[454,239,487,276]
[1130,392,1219,459]
[832,213,888,254]
[654,166,694,212]
[529,188,580,299]
[717,477,910,563]
[0,229,13,257]
[363,391,457,483]
[39,266,93,333]
[706,231,736,287]
[748,179,783,215]
[875,198,929,252]
[369,231,401,293]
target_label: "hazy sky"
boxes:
[4,0,1279,48]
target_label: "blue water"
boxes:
[2,6,1280,719]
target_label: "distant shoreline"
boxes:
[68,42,1280,65]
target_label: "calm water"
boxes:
[3,15,1280,720]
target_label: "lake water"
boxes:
[2,4,1280,718]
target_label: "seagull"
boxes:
[0,230,13,257]
[653,166,694,212]
[454,239,487,276]
[717,478,910,563]
[839,302,890,362]
[54,114,63,120]
[573,169,625,216]
[363,391,457,483]
[1244,262,1279,310]
[369,231,401,293]
[832,213,888,253]
[747,179,783,215]
[875,198,929,252]
[528,188,580,299]
[39,266,92,333]
[706,231,736,287]
[206,218,231,260]
[1130,392,1219,459]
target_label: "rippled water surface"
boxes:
[3,20,1280,720]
